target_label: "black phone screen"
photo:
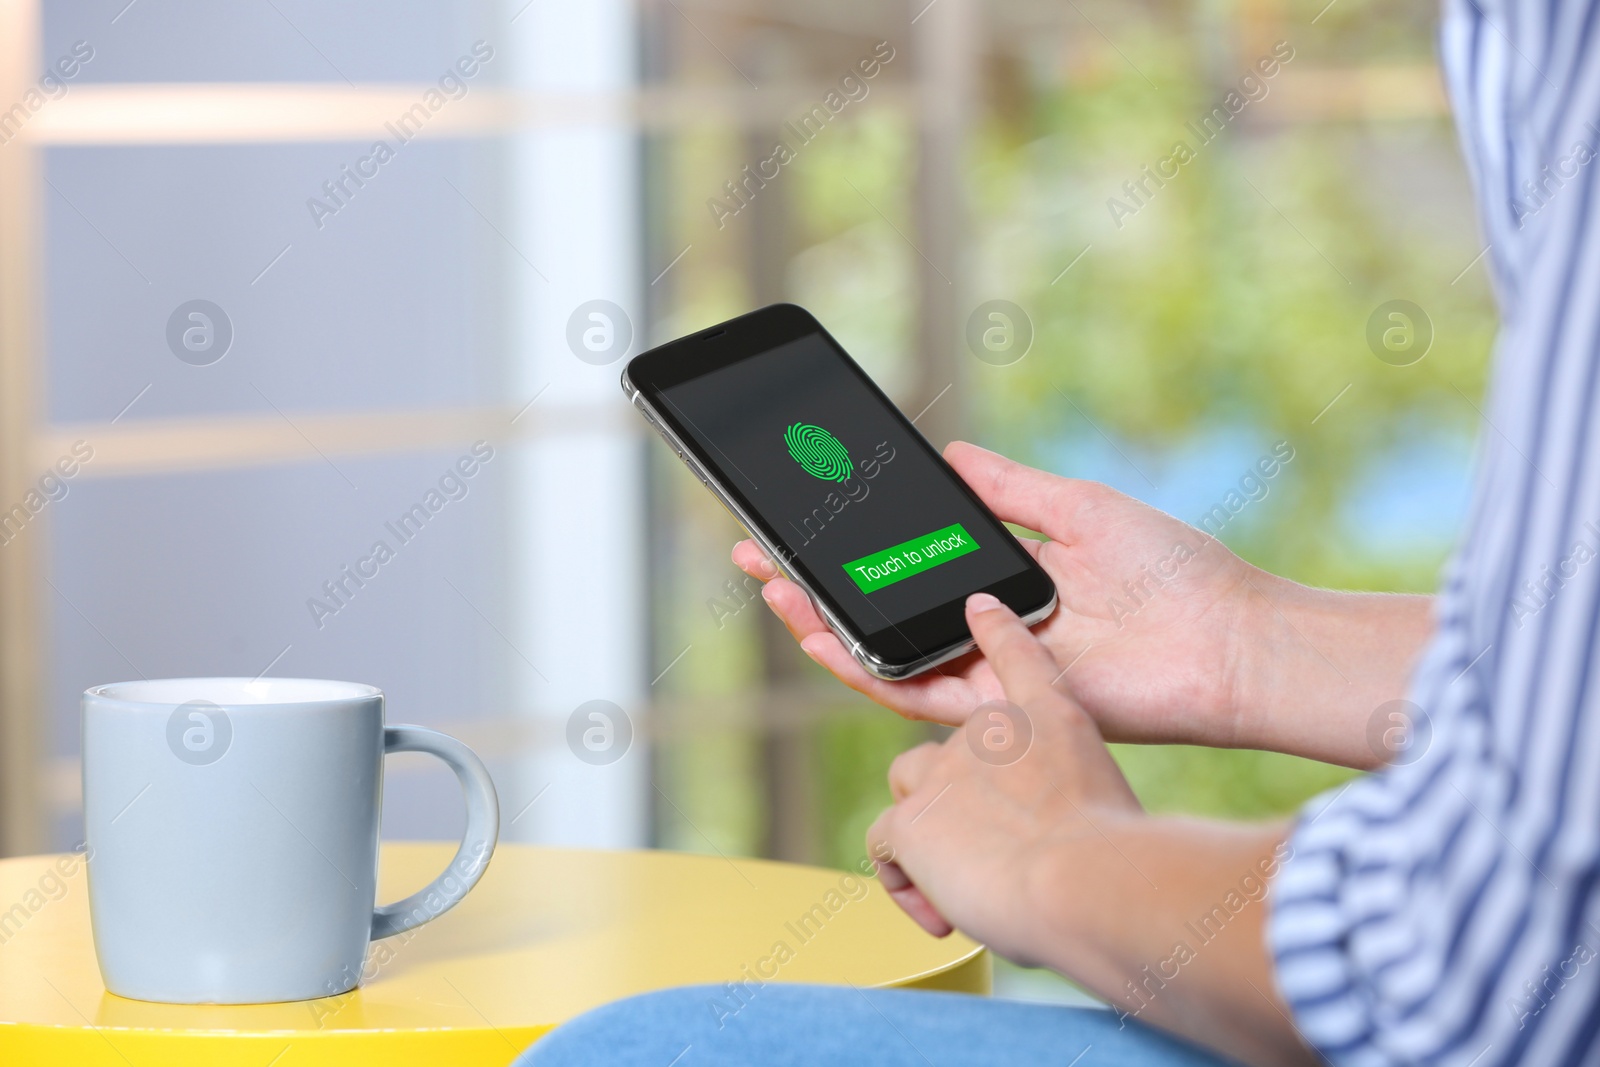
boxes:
[635,307,1053,668]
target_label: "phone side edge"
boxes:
[625,380,877,667]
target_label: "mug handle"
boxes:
[371,724,501,942]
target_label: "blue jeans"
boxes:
[516,985,1240,1067]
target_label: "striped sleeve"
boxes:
[1267,1,1600,1064]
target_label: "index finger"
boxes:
[964,592,1063,709]
[732,539,783,581]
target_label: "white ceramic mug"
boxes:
[82,677,499,1004]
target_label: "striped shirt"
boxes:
[1267,1,1600,1064]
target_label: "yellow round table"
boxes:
[0,842,987,1065]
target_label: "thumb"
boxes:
[877,860,953,937]
[943,441,1100,544]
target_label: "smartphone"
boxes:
[623,303,1057,680]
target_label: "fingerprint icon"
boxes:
[784,423,853,482]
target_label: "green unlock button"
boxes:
[843,523,980,593]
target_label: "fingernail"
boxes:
[762,582,778,603]
[800,639,821,660]
[967,592,1003,613]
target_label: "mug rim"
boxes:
[86,677,382,708]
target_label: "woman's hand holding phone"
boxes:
[736,441,1256,740]
[735,440,1434,766]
